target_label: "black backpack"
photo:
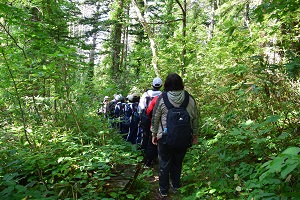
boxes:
[130,102,140,126]
[107,100,117,118]
[114,102,125,118]
[161,91,193,150]
[139,93,155,130]
[123,103,133,127]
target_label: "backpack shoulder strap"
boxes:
[133,102,138,110]
[162,92,173,109]
[180,91,190,108]
[130,103,136,112]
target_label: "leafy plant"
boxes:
[245,147,300,199]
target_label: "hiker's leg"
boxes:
[158,141,172,193]
[136,126,143,145]
[126,125,137,144]
[145,134,158,166]
[170,148,187,188]
[140,129,150,153]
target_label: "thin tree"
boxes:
[208,0,217,40]
[175,0,187,75]
[132,0,160,77]
[111,0,125,79]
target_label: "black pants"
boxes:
[140,128,150,153]
[157,140,187,193]
[126,123,139,144]
[144,135,158,166]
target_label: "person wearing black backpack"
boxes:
[143,95,160,168]
[114,94,128,137]
[106,94,120,128]
[125,93,140,144]
[138,77,163,155]
[151,73,198,197]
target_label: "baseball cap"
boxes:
[152,77,162,87]
[132,93,140,98]
[127,94,133,101]
[127,93,140,102]
[114,94,123,101]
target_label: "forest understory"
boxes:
[1,0,300,199]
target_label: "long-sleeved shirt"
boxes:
[146,95,159,120]
[138,89,162,113]
[151,90,198,139]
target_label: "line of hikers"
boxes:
[98,73,199,197]
[97,77,163,168]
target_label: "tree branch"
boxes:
[1,49,34,149]
[147,18,183,25]
[175,0,185,14]
[0,22,27,58]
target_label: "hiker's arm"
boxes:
[152,135,158,145]
[150,97,162,138]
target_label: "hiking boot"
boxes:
[171,184,179,193]
[143,164,150,169]
[144,159,152,167]
[159,188,167,197]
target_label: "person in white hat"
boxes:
[139,78,162,111]
[97,96,110,116]
[138,77,163,167]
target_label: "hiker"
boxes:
[97,96,110,116]
[151,73,198,197]
[114,94,128,138]
[143,95,159,168]
[125,93,141,144]
[138,77,163,154]
[106,94,122,128]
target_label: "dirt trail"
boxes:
[145,165,181,200]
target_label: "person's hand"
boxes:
[152,136,158,145]
[192,135,198,145]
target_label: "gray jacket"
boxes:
[151,90,198,139]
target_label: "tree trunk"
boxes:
[175,0,187,76]
[84,32,97,94]
[89,32,96,77]
[111,0,124,78]
[208,0,216,40]
[244,0,250,28]
[121,5,130,71]
[132,0,160,77]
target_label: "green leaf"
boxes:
[269,156,285,172]
[0,186,14,195]
[282,147,300,155]
[109,192,118,198]
[15,184,26,192]
[278,132,289,139]
[281,162,298,179]
[3,172,19,181]
[126,194,134,199]
[265,115,280,123]
[209,189,216,194]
